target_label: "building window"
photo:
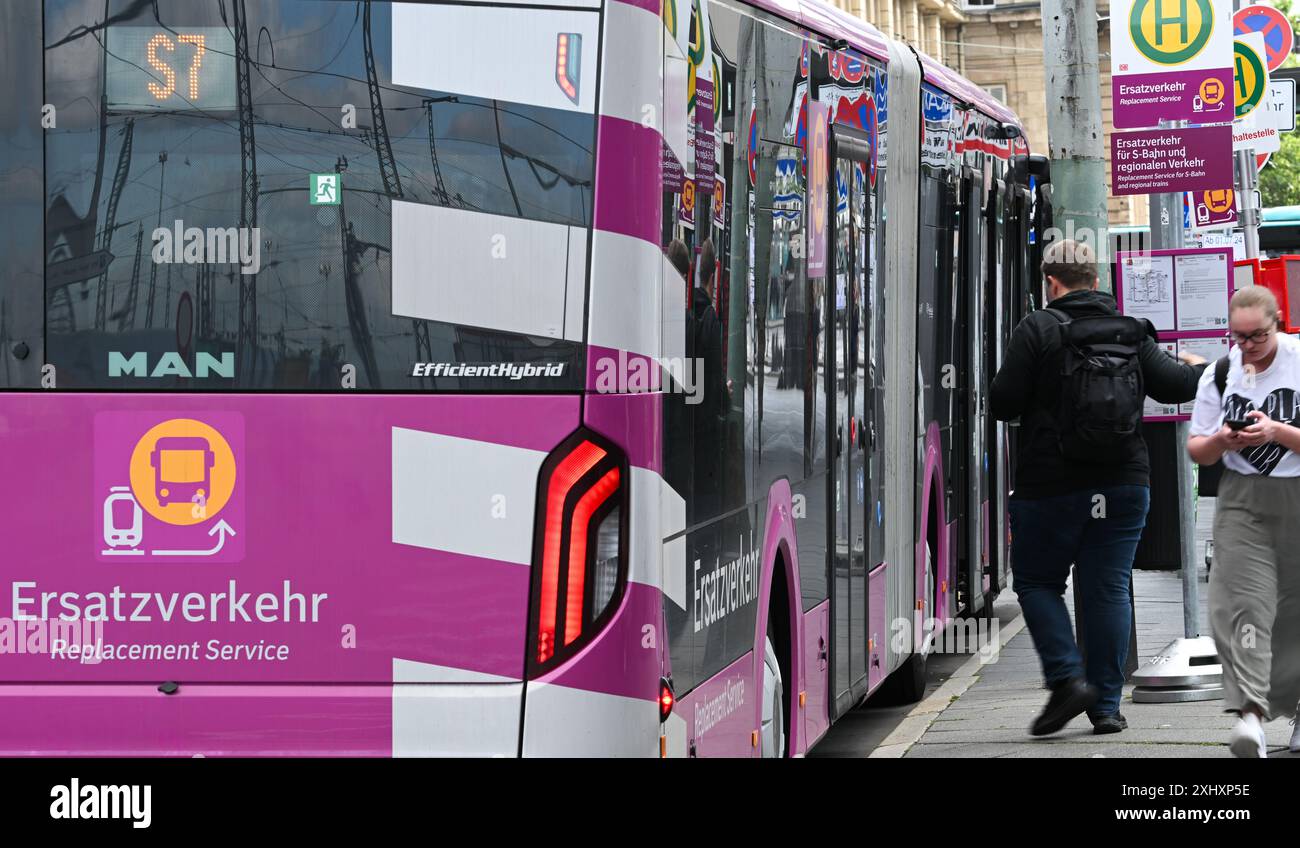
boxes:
[964,0,995,8]
[983,84,1008,104]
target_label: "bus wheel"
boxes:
[888,541,932,704]
[761,625,785,757]
[924,541,936,650]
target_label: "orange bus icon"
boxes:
[1199,78,1224,105]
[1203,189,1234,215]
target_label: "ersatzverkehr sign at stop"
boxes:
[1112,0,1235,128]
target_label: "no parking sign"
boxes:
[1233,4,1295,73]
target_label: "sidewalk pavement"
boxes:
[873,498,1298,758]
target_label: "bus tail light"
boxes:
[528,430,628,677]
[555,33,581,105]
[659,677,675,722]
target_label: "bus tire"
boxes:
[761,624,785,758]
[895,541,933,703]
[893,648,927,704]
[874,541,932,706]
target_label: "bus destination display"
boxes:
[106,27,236,112]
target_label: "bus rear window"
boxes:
[17,0,598,392]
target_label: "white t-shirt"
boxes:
[1189,332,1300,478]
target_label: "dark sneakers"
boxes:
[1090,713,1128,735]
[1030,678,1099,736]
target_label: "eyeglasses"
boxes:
[1226,327,1275,345]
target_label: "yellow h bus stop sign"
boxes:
[1132,0,1216,66]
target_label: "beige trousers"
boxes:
[1210,470,1300,721]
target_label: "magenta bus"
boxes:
[0,0,1042,756]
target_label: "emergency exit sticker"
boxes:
[94,412,245,563]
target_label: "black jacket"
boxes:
[989,289,1206,498]
[691,287,726,428]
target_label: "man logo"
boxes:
[1131,0,1215,66]
[108,351,234,379]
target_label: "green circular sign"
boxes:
[1234,40,1266,119]
[1130,0,1215,66]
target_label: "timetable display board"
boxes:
[1116,247,1233,422]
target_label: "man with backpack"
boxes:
[990,239,1207,736]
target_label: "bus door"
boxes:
[954,168,986,615]
[829,127,872,715]
[1005,185,1031,495]
[983,179,1009,603]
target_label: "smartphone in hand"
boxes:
[1225,419,1251,431]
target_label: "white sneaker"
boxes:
[1229,714,1267,758]
[1290,719,1299,754]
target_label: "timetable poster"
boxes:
[1118,253,1176,331]
[1177,337,1230,416]
[1117,247,1234,422]
[1143,342,1181,419]
[1174,252,1231,332]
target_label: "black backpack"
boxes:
[1045,308,1147,464]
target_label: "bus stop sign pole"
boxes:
[1129,119,1224,703]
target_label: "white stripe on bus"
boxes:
[391,201,586,342]
[587,229,663,358]
[522,682,659,757]
[599,0,666,131]
[391,426,544,565]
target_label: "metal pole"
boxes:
[1149,121,1199,640]
[1236,150,1262,259]
[1149,122,1186,253]
[1176,422,1199,637]
[1041,0,1110,291]
[1234,0,1261,263]
[1129,42,1229,706]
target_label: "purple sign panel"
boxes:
[1187,188,1238,230]
[695,79,716,194]
[94,412,246,564]
[1112,68,1234,128]
[663,141,684,193]
[1110,124,1232,197]
[806,100,829,278]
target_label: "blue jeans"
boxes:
[1009,485,1150,717]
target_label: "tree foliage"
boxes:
[1254,1,1299,204]
[1260,131,1300,208]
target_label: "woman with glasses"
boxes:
[1188,285,1300,758]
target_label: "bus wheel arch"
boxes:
[763,544,794,758]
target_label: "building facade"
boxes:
[942,0,1146,227]
[828,0,966,66]
[829,0,1146,227]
